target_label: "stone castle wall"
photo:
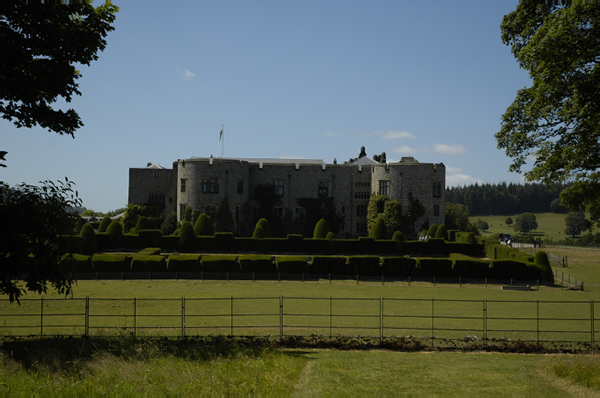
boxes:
[128,156,445,237]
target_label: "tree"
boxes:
[0,2,118,145]
[445,202,477,233]
[435,224,449,240]
[98,215,112,233]
[565,211,589,237]
[550,198,569,214]
[194,213,214,236]
[160,212,177,235]
[80,223,97,255]
[0,179,81,303]
[514,213,538,234]
[369,217,388,240]
[505,217,513,227]
[123,204,162,233]
[313,219,330,239]
[496,3,600,222]
[476,219,489,232]
[215,197,234,232]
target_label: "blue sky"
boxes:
[1,0,531,213]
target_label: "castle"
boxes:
[128,148,445,238]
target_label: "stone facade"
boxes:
[128,152,445,238]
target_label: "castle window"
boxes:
[204,204,216,218]
[433,182,442,198]
[294,207,305,221]
[434,203,440,217]
[274,180,284,196]
[148,190,165,207]
[179,204,187,220]
[274,207,284,223]
[202,178,219,194]
[356,204,367,217]
[180,179,187,193]
[379,180,389,196]
[252,206,260,222]
[237,180,244,194]
[354,181,370,199]
[154,171,160,178]
[236,205,244,223]
[356,221,367,234]
[318,182,329,198]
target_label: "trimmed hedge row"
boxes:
[72,232,483,257]
[70,250,552,282]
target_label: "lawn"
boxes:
[471,212,579,241]
[2,336,599,394]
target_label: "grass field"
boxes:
[470,212,600,242]
[4,242,600,393]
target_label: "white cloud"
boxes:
[391,145,427,155]
[445,173,485,187]
[445,166,463,174]
[178,68,196,81]
[323,130,343,137]
[432,143,467,155]
[373,130,416,140]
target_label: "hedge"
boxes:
[167,254,201,272]
[348,256,380,275]
[415,258,454,278]
[449,253,489,279]
[138,230,162,249]
[130,255,166,272]
[201,255,239,272]
[239,255,277,273]
[276,256,309,274]
[310,256,348,275]
[92,253,132,272]
[381,257,415,277]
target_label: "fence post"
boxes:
[230,296,234,336]
[459,277,462,287]
[279,296,283,342]
[408,276,411,286]
[85,297,89,337]
[483,299,487,348]
[40,297,43,339]
[329,273,331,284]
[485,277,487,287]
[431,298,435,347]
[134,297,137,337]
[536,300,540,347]
[356,274,359,285]
[182,297,185,338]
[592,300,595,347]
[329,297,332,338]
[380,297,383,341]
[253,272,255,282]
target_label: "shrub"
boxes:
[106,220,123,248]
[465,232,476,245]
[435,224,448,240]
[253,225,265,239]
[98,216,112,233]
[369,217,388,240]
[392,231,404,243]
[450,253,489,278]
[74,217,86,234]
[201,255,239,272]
[276,256,308,274]
[194,213,214,236]
[310,256,348,275]
[313,218,330,239]
[79,223,97,255]
[348,256,380,275]
[71,254,93,272]
[534,251,554,282]
[167,254,201,272]
[326,231,335,240]
[178,221,197,251]
[130,255,166,272]
[134,216,150,234]
[426,224,438,238]
[381,257,415,277]
[239,255,276,273]
[415,258,454,278]
[161,212,178,235]
[92,253,132,272]
[138,229,162,248]
[255,218,271,238]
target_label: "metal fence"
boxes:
[1,297,598,349]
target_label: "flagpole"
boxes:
[220,124,224,158]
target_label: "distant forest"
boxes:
[445,182,568,216]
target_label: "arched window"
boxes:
[148,190,165,207]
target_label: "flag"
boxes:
[219,125,224,141]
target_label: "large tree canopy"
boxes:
[496,2,600,221]
[0,179,81,303]
[0,1,118,138]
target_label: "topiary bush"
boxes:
[326,231,335,240]
[313,218,330,239]
[368,217,388,240]
[98,216,112,233]
[435,224,448,240]
[79,223,97,255]
[161,212,178,235]
[426,224,438,238]
[106,220,124,248]
[255,218,271,238]
[253,225,265,239]
[392,231,404,243]
[134,216,150,234]
[194,213,214,236]
[178,221,197,252]
[534,251,554,283]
